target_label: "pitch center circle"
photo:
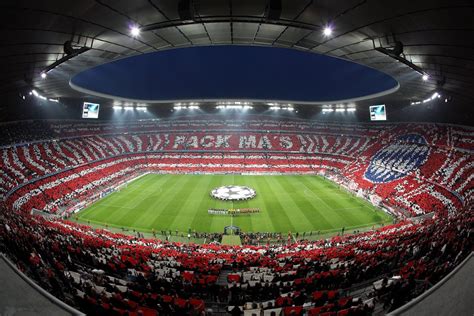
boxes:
[211,185,256,201]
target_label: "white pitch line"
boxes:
[302,188,332,209]
[332,206,370,212]
[303,189,372,212]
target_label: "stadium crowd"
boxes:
[0,117,473,315]
[1,202,472,315]
[1,118,471,220]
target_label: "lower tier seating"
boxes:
[0,201,471,315]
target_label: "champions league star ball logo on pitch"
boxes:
[364,134,430,183]
[211,185,256,201]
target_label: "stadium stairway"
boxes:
[217,268,233,287]
[205,302,229,315]
[202,269,234,315]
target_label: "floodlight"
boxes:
[422,74,429,81]
[41,72,47,79]
[130,26,141,37]
[323,26,332,36]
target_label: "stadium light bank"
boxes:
[411,92,441,105]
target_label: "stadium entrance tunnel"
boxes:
[70,45,399,103]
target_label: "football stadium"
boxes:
[0,1,473,316]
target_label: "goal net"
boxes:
[115,182,128,191]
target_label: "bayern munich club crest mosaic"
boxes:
[364,134,430,183]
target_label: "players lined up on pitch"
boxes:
[208,208,260,215]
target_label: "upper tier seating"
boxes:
[1,118,472,218]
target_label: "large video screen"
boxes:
[369,104,386,121]
[82,102,100,119]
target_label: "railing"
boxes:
[387,252,473,316]
[0,253,85,316]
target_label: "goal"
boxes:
[115,182,128,191]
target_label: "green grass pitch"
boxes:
[75,174,392,234]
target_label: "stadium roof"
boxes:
[1,0,473,108]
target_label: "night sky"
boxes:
[71,45,398,102]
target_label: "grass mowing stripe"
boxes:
[149,175,201,231]
[269,176,316,232]
[142,175,191,230]
[208,175,232,232]
[169,174,213,231]
[300,182,339,229]
[302,176,376,227]
[86,175,159,223]
[241,175,267,232]
[319,177,392,225]
[279,176,336,230]
[103,191,154,227]
[296,177,342,229]
[190,175,223,232]
[300,175,389,227]
[228,174,254,232]
[232,198,254,233]
[298,176,336,210]
[258,176,296,233]
[102,176,165,224]
[245,175,275,232]
[125,175,173,227]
